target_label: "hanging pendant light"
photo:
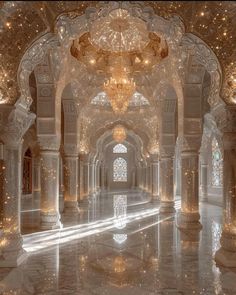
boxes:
[113,125,126,143]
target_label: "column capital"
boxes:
[1,105,35,148]
[63,144,79,157]
[181,150,199,157]
[178,135,202,154]
[38,136,60,151]
[64,154,79,160]
[79,153,89,162]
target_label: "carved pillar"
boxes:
[79,154,89,198]
[144,166,148,192]
[84,160,90,197]
[148,163,152,193]
[59,156,64,213]
[88,161,95,195]
[39,147,61,230]
[95,161,100,192]
[215,110,236,266]
[177,151,202,230]
[159,156,175,213]
[63,155,79,214]
[0,143,27,267]
[200,161,208,202]
[101,163,106,191]
[175,157,181,197]
[79,155,84,201]
[151,158,159,199]
[0,106,35,267]
[33,156,41,200]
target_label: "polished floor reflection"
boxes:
[1,191,236,295]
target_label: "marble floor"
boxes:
[1,191,236,295]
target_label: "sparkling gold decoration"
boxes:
[0,2,235,104]
[113,125,126,143]
[104,66,136,114]
[90,8,149,53]
[71,7,167,114]
[113,255,126,273]
[70,32,168,75]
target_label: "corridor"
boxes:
[0,191,234,295]
[0,1,236,294]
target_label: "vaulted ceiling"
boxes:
[0,1,235,105]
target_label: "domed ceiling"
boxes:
[0,1,235,104]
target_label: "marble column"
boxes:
[79,156,84,201]
[159,156,175,213]
[40,150,61,230]
[175,157,181,198]
[0,143,27,267]
[152,160,159,199]
[63,155,79,214]
[200,161,208,202]
[215,132,236,267]
[101,164,106,191]
[95,162,100,192]
[88,162,94,195]
[59,156,64,213]
[145,166,148,192]
[0,104,35,267]
[148,164,152,194]
[177,151,202,230]
[33,156,41,200]
[83,157,89,197]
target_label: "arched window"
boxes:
[113,157,127,182]
[212,137,223,187]
[113,144,127,154]
[22,148,32,194]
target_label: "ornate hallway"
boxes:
[0,191,232,294]
[0,1,236,294]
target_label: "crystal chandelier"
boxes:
[104,66,136,114]
[113,125,126,143]
[70,6,168,113]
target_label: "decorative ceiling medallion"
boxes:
[70,32,168,75]
[89,8,149,53]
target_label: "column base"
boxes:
[152,194,159,201]
[63,201,79,215]
[215,248,236,268]
[0,233,27,267]
[176,211,202,230]
[40,212,62,230]
[215,231,236,267]
[59,192,64,213]
[160,201,176,213]
[200,193,208,202]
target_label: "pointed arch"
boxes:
[113,144,127,154]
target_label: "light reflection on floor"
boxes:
[0,191,236,295]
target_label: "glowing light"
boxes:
[113,125,126,143]
[23,200,181,253]
[113,234,127,244]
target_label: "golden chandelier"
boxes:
[113,125,127,143]
[104,65,136,114]
[70,8,168,114]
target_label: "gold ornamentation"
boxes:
[113,125,126,143]
[104,65,136,114]
[90,8,149,53]
[70,32,168,75]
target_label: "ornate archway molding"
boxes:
[16,1,223,113]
